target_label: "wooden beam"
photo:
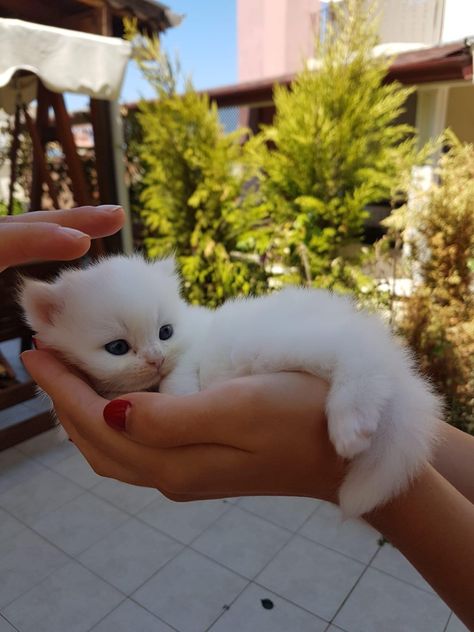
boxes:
[0,381,36,411]
[49,91,92,207]
[7,104,21,215]
[90,98,123,253]
[23,105,60,209]
[0,411,55,452]
[29,81,51,211]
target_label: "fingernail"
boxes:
[97,205,123,213]
[103,399,131,431]
[57,226,88,239]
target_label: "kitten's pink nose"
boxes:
[143,351,164,369]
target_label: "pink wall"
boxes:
[238,0,321,83]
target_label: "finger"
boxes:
[2,205,125,239]
[107,382,256,449]
[0,223,90,270]
[113,373,328,450]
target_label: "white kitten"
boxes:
[20,255,442,517]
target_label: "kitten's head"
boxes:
[19,255,188,396]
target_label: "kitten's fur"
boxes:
[20,255,442,517]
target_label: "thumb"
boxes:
[102,388,237,448]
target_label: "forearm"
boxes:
[366,465,474,628]
[432,423,474,503]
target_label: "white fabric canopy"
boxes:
[0,18,132,112]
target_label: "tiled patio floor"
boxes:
[0,426,467,632]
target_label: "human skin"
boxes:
[21,351,474,628]
[0,205,125,272]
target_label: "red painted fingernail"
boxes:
[103,399,131,431]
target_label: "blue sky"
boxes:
[65,0,237,111]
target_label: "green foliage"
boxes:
[244,0,420,292]
[0,198,24,216]
[393,133,474,431]
[124,19,267,306]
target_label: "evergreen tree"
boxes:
[125,20,267,306]
[245,0,420,291]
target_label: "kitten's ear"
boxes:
[18,279,64,332]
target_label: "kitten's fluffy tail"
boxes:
[338,372,443,518]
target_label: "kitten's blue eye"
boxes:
[104,339,130,355]
[159,324,173,341]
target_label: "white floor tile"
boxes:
[192,506,291,578]
[138,495,229,544]
[445,613,471,632]
[256,535,364,621]
[133,548,247,632]
[31,491,130,556]
[0,508,26,544]
[51,452,102,489]
[79,518,183,594]
[0,528,68,608]
[334,567,450,632]
[370,542,435,593]
[209,582,327,632]
[299,502,380,563]
[91,479,159,514]
[16,426,75,466]
[0,448,44,495]
[91,600,174,632]
[2,561,123,632]
[0,468,83,524]
[237,496,320,531]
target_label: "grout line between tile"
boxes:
[293,528,380,566]
[84,595,128,632]
[0,611,21,632]
[188,510,295,579]
[233,498,321,533]
[326,541,380,625]
[368,558,437,596]
[126,595,188,632]
[87,595,183,632]
[203,581,256,632]
[442,611,453,632]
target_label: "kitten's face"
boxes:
[20,256,188,396]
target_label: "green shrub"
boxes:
[394,134,474,431]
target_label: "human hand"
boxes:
[22,350,346,504]
[0,205,125,272]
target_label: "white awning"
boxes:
[0,18,132,112]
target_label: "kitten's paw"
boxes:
[328,414,377,459]
[326,377,390,459]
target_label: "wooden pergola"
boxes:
[0,0,180,449]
